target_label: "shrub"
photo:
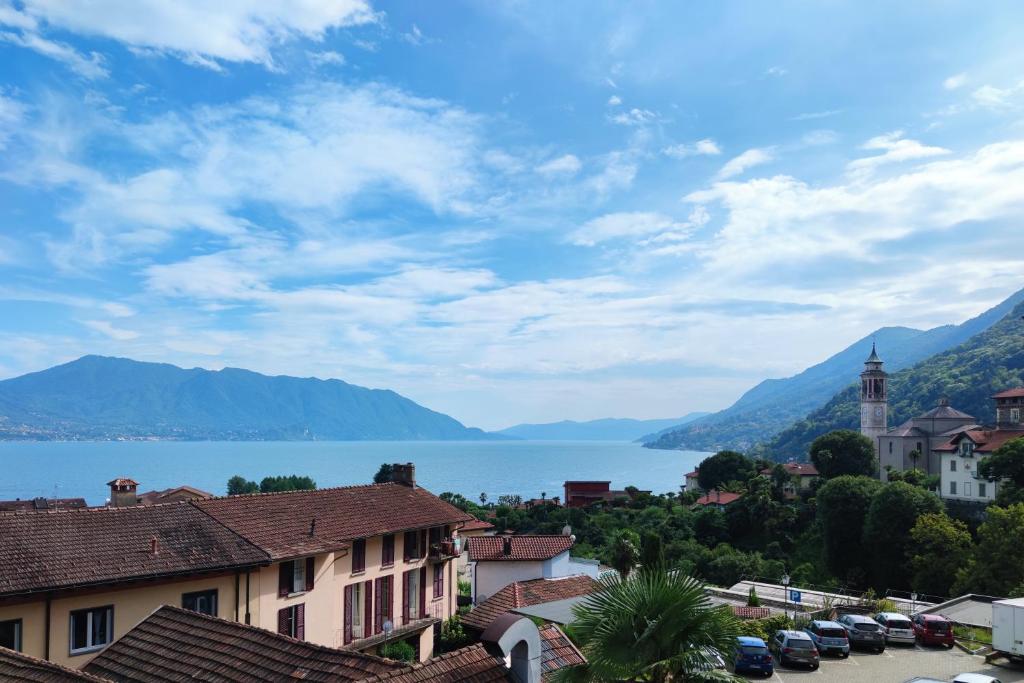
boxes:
[747,585,761,607]
[437,615,472,653]
[379,639,416,662]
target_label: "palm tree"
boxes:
[479,492,487,506]
[558,570,743,682]
[608,529,640,579]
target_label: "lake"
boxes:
[0,440,711,506]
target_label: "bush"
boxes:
[458,579,471,597]
[437,616,472,653]
[747,585,761,607]
[379,639,416,662]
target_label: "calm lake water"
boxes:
[0,440,711,506]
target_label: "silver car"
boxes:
[837,613,886,652]
[875,611,916,645]
[770,630,820,670]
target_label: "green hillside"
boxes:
[756,301,1024,461]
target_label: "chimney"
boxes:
[480,614,542,683]
[107,477,139,507]
[391,463,416,488]
[149,536,159,555]
[938,396,950,407]
[503,536,513,556]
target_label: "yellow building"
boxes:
[0,463,471,669]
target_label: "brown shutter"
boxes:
[278,561,291,597]
[433,563,443,598]
[364,579,373,636]
[296,604,305,641]
[277,606,290,634]
[385,575,393,622]
[305,557,315,591]
[401,571,409,625]
[374,577,383,634]
[419,529,427,558]
[419,566,427,618]
[344,584,353,644]
[383,535,394,566]
[403,532,411,562]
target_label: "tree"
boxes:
[862,482,943,590]
[640,531,665,569]
[607,529,641,579]
[439,492,471,511]
[978,437,1024,506]
[747,585,761,607]
[226,475,259,495]
[815,475,883,580]
[907,513,972,598]
[498,494,523,508]
[479,492,488,506]
[694,508,730,547]
[810,430,877,479]
[696,450,757,492]
[955,503,1024,596]
[259,475,316,493]
[373,463,394,484]
[560,569,742,682]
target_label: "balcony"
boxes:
[428,539,458,562]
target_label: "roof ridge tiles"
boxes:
[199,481,403,502]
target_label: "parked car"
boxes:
[803,619,850,657]
[837,613,886,652]
[731,636,773,677]
[875,611,916,645]
[912,613,955,648]
[952,674,1003,683]
[769,630,820,670]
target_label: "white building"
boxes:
[467,535,599,603]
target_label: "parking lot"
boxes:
[736,643,1024,682]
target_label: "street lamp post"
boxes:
[382,619,394,657]
[781,574,791,621]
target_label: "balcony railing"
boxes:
[428,539,457,561]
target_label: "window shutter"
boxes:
[385,575,393,622]
[364,579,373,636]
[278,562,291,597]
[403,532,411,562]
[374,577,383,634]
[382,534,394,566]
[295,604,305,641]
[353,539,365,573]
[305,557,315,591]
[433,564,443,599]
[419,530,427,558]
[401,571,409,625]
[277,607,290,635]
[344,584,353,644]
[419,566,427,618]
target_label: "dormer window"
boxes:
[960,441,975,457]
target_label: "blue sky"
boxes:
[2,1,1024,430]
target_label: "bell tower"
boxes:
[860,342,888,454]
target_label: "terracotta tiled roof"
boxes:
[137,485,213,506]
[194,483,473,560]
[0,646,110,682]
[936,429,1024,453]
[467,535,573,562]
[538,623,586,680]
[359,643,510,683]
[0,497,87,512]
[685,470,699,478]
[84,605,399,682]
[759,463,818,477]
[693,491,743,506]
[732,606,771,619]
[106,478,138,487]
[462,575,601,631]
[993,387,1024,398]
[0,504,269,598]
[459,518,495,532]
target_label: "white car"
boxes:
[875,611,916,645]
[953,674,1003,683]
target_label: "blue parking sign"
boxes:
[789,589,801,603]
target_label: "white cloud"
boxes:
[791,109,842,121]
[402,24,429,46]
[307,50,345,67]
[82,319,139,340]
[568,210,702,247]
[608,107,657,126]
[846,131,950,178]
[535,154,582,177]
[662,138,721,159]
[801,129,838,146]
[765,65,787,77]
[0,94,24,149]
[0,29,107,78]
[715,148,774,180]
[943,73,967,90]
[1,0,375,70]
[607,95,622,106]
[971,82,1024,109]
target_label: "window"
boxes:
[352,539,366,573]
[979,482,987,498]
[960,441,975,456]
[949,481,957,495]
[182,589,218,616]
[0,619,21,652]
[403,569,423,624]
[374,575,393,634]
[344,580,373,644]
[69,606,113,655]
[278,558,314,597]
[888,441,893,454]
[277,604,305,640]
[950,460,957,472]
[1012,408,1021,423]
[964,481,972,497]
[433,563,444,599]
[916,442,923,454]
[404,530,424,561]
[382,534,395,567]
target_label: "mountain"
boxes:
[756,299,1024,461]
[0,355,496,441]
[495,412,709,441]
[645,287,1024,452]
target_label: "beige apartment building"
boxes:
[0,463,471,669]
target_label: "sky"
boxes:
[2,1,1024,431]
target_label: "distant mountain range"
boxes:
[756,299,1024,460]
[496,412,709,441]
[644,287,1024,452]
[0,355,497,441]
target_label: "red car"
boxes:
[911,614,955,648]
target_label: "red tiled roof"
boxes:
[85,605,400,682]
[684,470,699,478]
[138,485,213,506]
[0,497,88,512]
[538,623,586,680]
[106,478,138,487]
[0,503,269,598]
[467,535,573,562]
[993,387,1024,398]
[732,606,771,619]
[936,429,1024,453]
[0,646,110,682]
[460,518,495,532]
[462,575,601,631]
[194,483,473,560]
[693,491,743,506]
[360,643,510,683]
[759,463,818,477]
